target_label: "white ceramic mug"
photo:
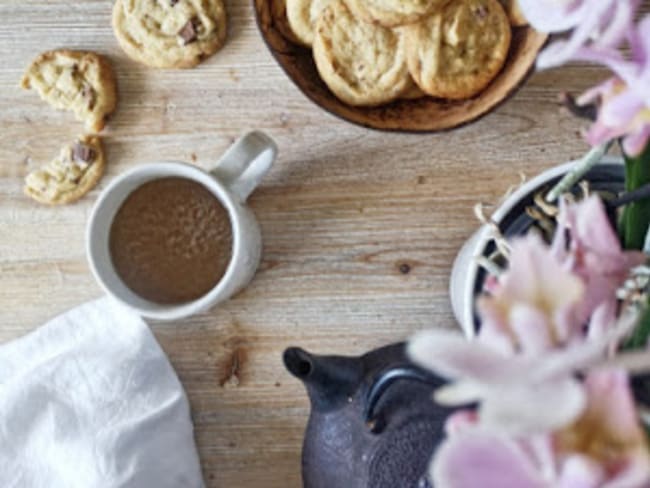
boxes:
[86,131,277,321]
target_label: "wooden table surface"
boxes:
[0,1,623,486]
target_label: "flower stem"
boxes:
[599,347,650,374]
[545,142,612,203]
[623,302,650,350]
[608,183,650,209]
[621,142,650,250]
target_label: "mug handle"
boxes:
[210,131,278,202]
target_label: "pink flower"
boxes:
[408,331,587,435]
[580,78,650,156]
[407,315,635,435]
[551,196,646,333]
[573,17,650,156]
[478,232,585,354]
[409,197,643,434]
[517,1,650,154]
[429,370,650,488]
[517,0,639,69]
[555,370,650,487]
[479,197,643,351]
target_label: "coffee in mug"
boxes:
[109,177,233,304]
[86,131,277,320]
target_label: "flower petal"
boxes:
[434,380,484,406]
[479,377,586,435]
[408,329,524,383]
[444,410,479,436]
[623,124,650,157]
[517,0,587,32]
[597,0,640,49]
[603,457,650,488]
[558,455,606,488]
[583,369,645,443]
[509,304,553,354]
[431,431,547,488]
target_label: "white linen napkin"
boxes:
[0,298,204,488]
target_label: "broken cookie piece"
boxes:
[21,50,117,132]
[24,135,105,205]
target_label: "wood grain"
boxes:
[0,1,644,487]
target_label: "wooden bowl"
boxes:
[254,0,548,132]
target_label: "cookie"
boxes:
[24,136,105,205]
[405,0,511,100]
[272,0,303,45]
[313,0,410,106]
[498,0,527,26]
[21,50,117,133]
[286,0,333,46]
[400,77,427,100]
[345,0,444,27]
[112,0,227,69]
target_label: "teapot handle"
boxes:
[363,365,445,434]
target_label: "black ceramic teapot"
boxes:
[283,342,452,488]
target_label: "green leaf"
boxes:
[624,301,650,349]
[621,143,650,250]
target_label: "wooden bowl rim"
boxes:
[253,0,549,133]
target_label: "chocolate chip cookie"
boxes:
[405,0,511,100]
[24,136,105,205]
[112,0,228,69]
[345,0,444,27]
[313,0,410,106]
[21,50,117,133]
[287,0,333,46]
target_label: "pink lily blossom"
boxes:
[409,197,643,435]
[517,0,640,69]
[428,369,650,488]
[478,196,643,353]
[517,1,650,155]
[573,17,650,156]
[408,314,635,436]
[477,232,585,354]
[551,196,646,334]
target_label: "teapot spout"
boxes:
[283,347,363,412]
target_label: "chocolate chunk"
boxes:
[72,143,96,164]
[475,5,488,18]
[82,84,96,110]
[170,0,179,5]
[178,18,199,45]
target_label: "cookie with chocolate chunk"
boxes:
[112,0,227,69]
[313,0,410,106]
[21,50,117,133]
[405,0,511,100]
[24,135,105,205]
[345,0,445,28]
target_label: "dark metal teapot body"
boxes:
[283,343,451,488]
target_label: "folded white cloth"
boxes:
[0,298,204,488]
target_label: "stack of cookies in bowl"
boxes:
[257,0,544,131]
[284,0,525,107]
